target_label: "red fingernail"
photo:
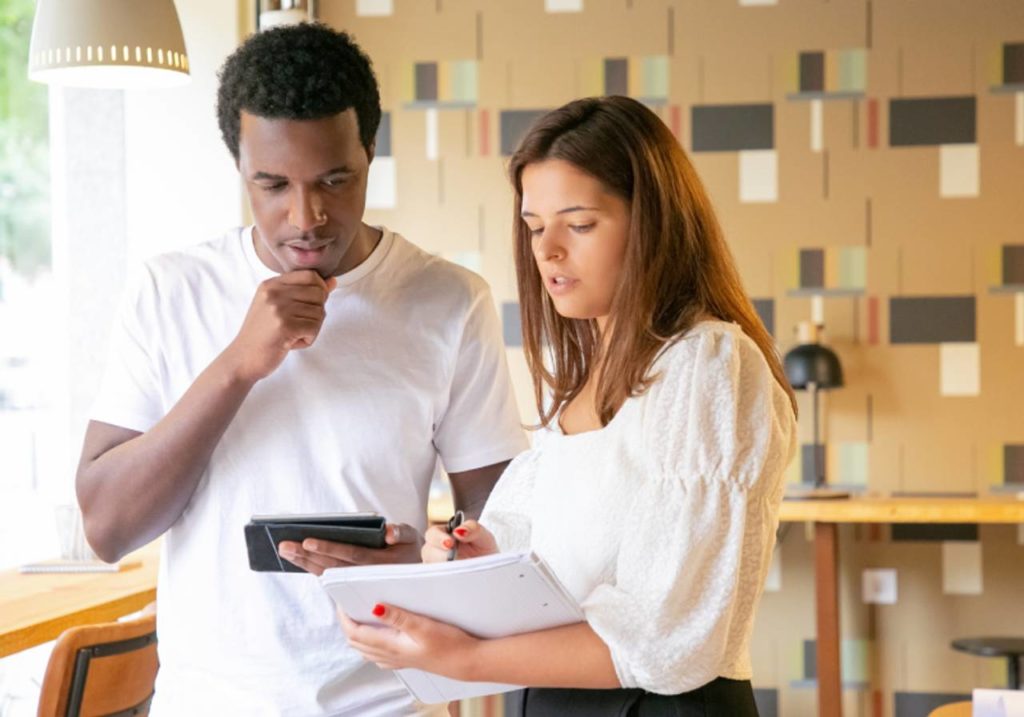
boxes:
[453,528,468,537]
[372,604,386,618]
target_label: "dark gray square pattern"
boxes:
[889,296,975,344]
[691,104,774,152]
[889,97,976,147]
[500,110,551,156]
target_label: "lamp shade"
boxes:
[28,0,190,89]
[784,343,844,390]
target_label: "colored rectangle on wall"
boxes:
[641,56,669,99]
[425,108,439,160]
[838,247,867,289]
[502,302,523,347]
[939,144,979,197]
[942,541,982,594]
[940,343,980,396]
[753,690,778,717]
[738,150,777,202]
[545,0,583,12]
[449,60,478,103]
[1002,245,1024,284]
[801,444,826,484]
[889,296,975,344]
[753,298,775,336]
[500,110,550,155]
[356,0,393,16]
[1005,445,1024,485]
[889,97,976,146]
[375,112,392,156]
[1017,292,1024,346]
[894,693,973,717]
[891,524,978,542]
[692,104,774,152]
[838,442,869,485]
[836,49,867,93]
[800,249,825,288]
[604,58,628,95]
[365,156,396,209]
[415,62,438,102]
[800,52,824,92]
[1004,43,1024,84]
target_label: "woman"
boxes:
[340,95,797,715]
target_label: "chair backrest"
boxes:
[927,701,971,717]
[37,610,158,717]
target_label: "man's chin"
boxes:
[280,246,341,277]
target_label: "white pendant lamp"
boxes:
[28,0,191,89]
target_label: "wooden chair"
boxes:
[927,701,971,717]
[37,605,158,717]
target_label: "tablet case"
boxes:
[244,514,387,572]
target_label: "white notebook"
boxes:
[320,552,584,704]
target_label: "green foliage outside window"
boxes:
[0,0,49,278]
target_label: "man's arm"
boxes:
[448,460,510,519]
[78,271,335,563]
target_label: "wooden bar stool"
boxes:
[951,637,1024,690]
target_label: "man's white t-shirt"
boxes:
[90,226,529,716]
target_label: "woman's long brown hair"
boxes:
[508,96,797,428]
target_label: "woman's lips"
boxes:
[546,275,579,296]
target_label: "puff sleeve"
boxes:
[581,327,796,694]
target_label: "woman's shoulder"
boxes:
[652,319,763,375]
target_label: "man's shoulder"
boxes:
[386,231,492,302]
[140,228,247,284]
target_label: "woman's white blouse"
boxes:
[479,320,797,695]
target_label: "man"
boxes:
[76,23,527,716]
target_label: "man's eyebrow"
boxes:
[520,205,600,218]
[319,166,355,177]
[250,167,354,182]
[251,171,286,182]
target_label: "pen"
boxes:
[445,510,465,561]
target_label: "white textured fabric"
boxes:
[481,320,796,695]
[91,226,528,717]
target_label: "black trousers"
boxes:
[505,677,760,717]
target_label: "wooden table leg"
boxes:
[815,521,842,717]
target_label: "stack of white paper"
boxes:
[321,552,583,703]
[973,689,1024,717]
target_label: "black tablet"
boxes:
[244,512,387,572]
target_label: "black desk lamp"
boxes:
[784,323,847,499]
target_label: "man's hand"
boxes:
[222,271,337,383]
[278,523,421,576]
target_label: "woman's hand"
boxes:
[339,604,479,680]
[421,520,498,563]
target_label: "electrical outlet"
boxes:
[862,568,898,605]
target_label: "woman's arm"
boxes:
[340,605,620,689]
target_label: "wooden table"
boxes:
[778,496,1024,717]
[0,542,160,658]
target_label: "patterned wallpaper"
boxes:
[320,2,1024,715]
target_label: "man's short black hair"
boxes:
[216,23,381,162]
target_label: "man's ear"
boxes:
[366,140,376,165]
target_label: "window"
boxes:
[0,0,63,569]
